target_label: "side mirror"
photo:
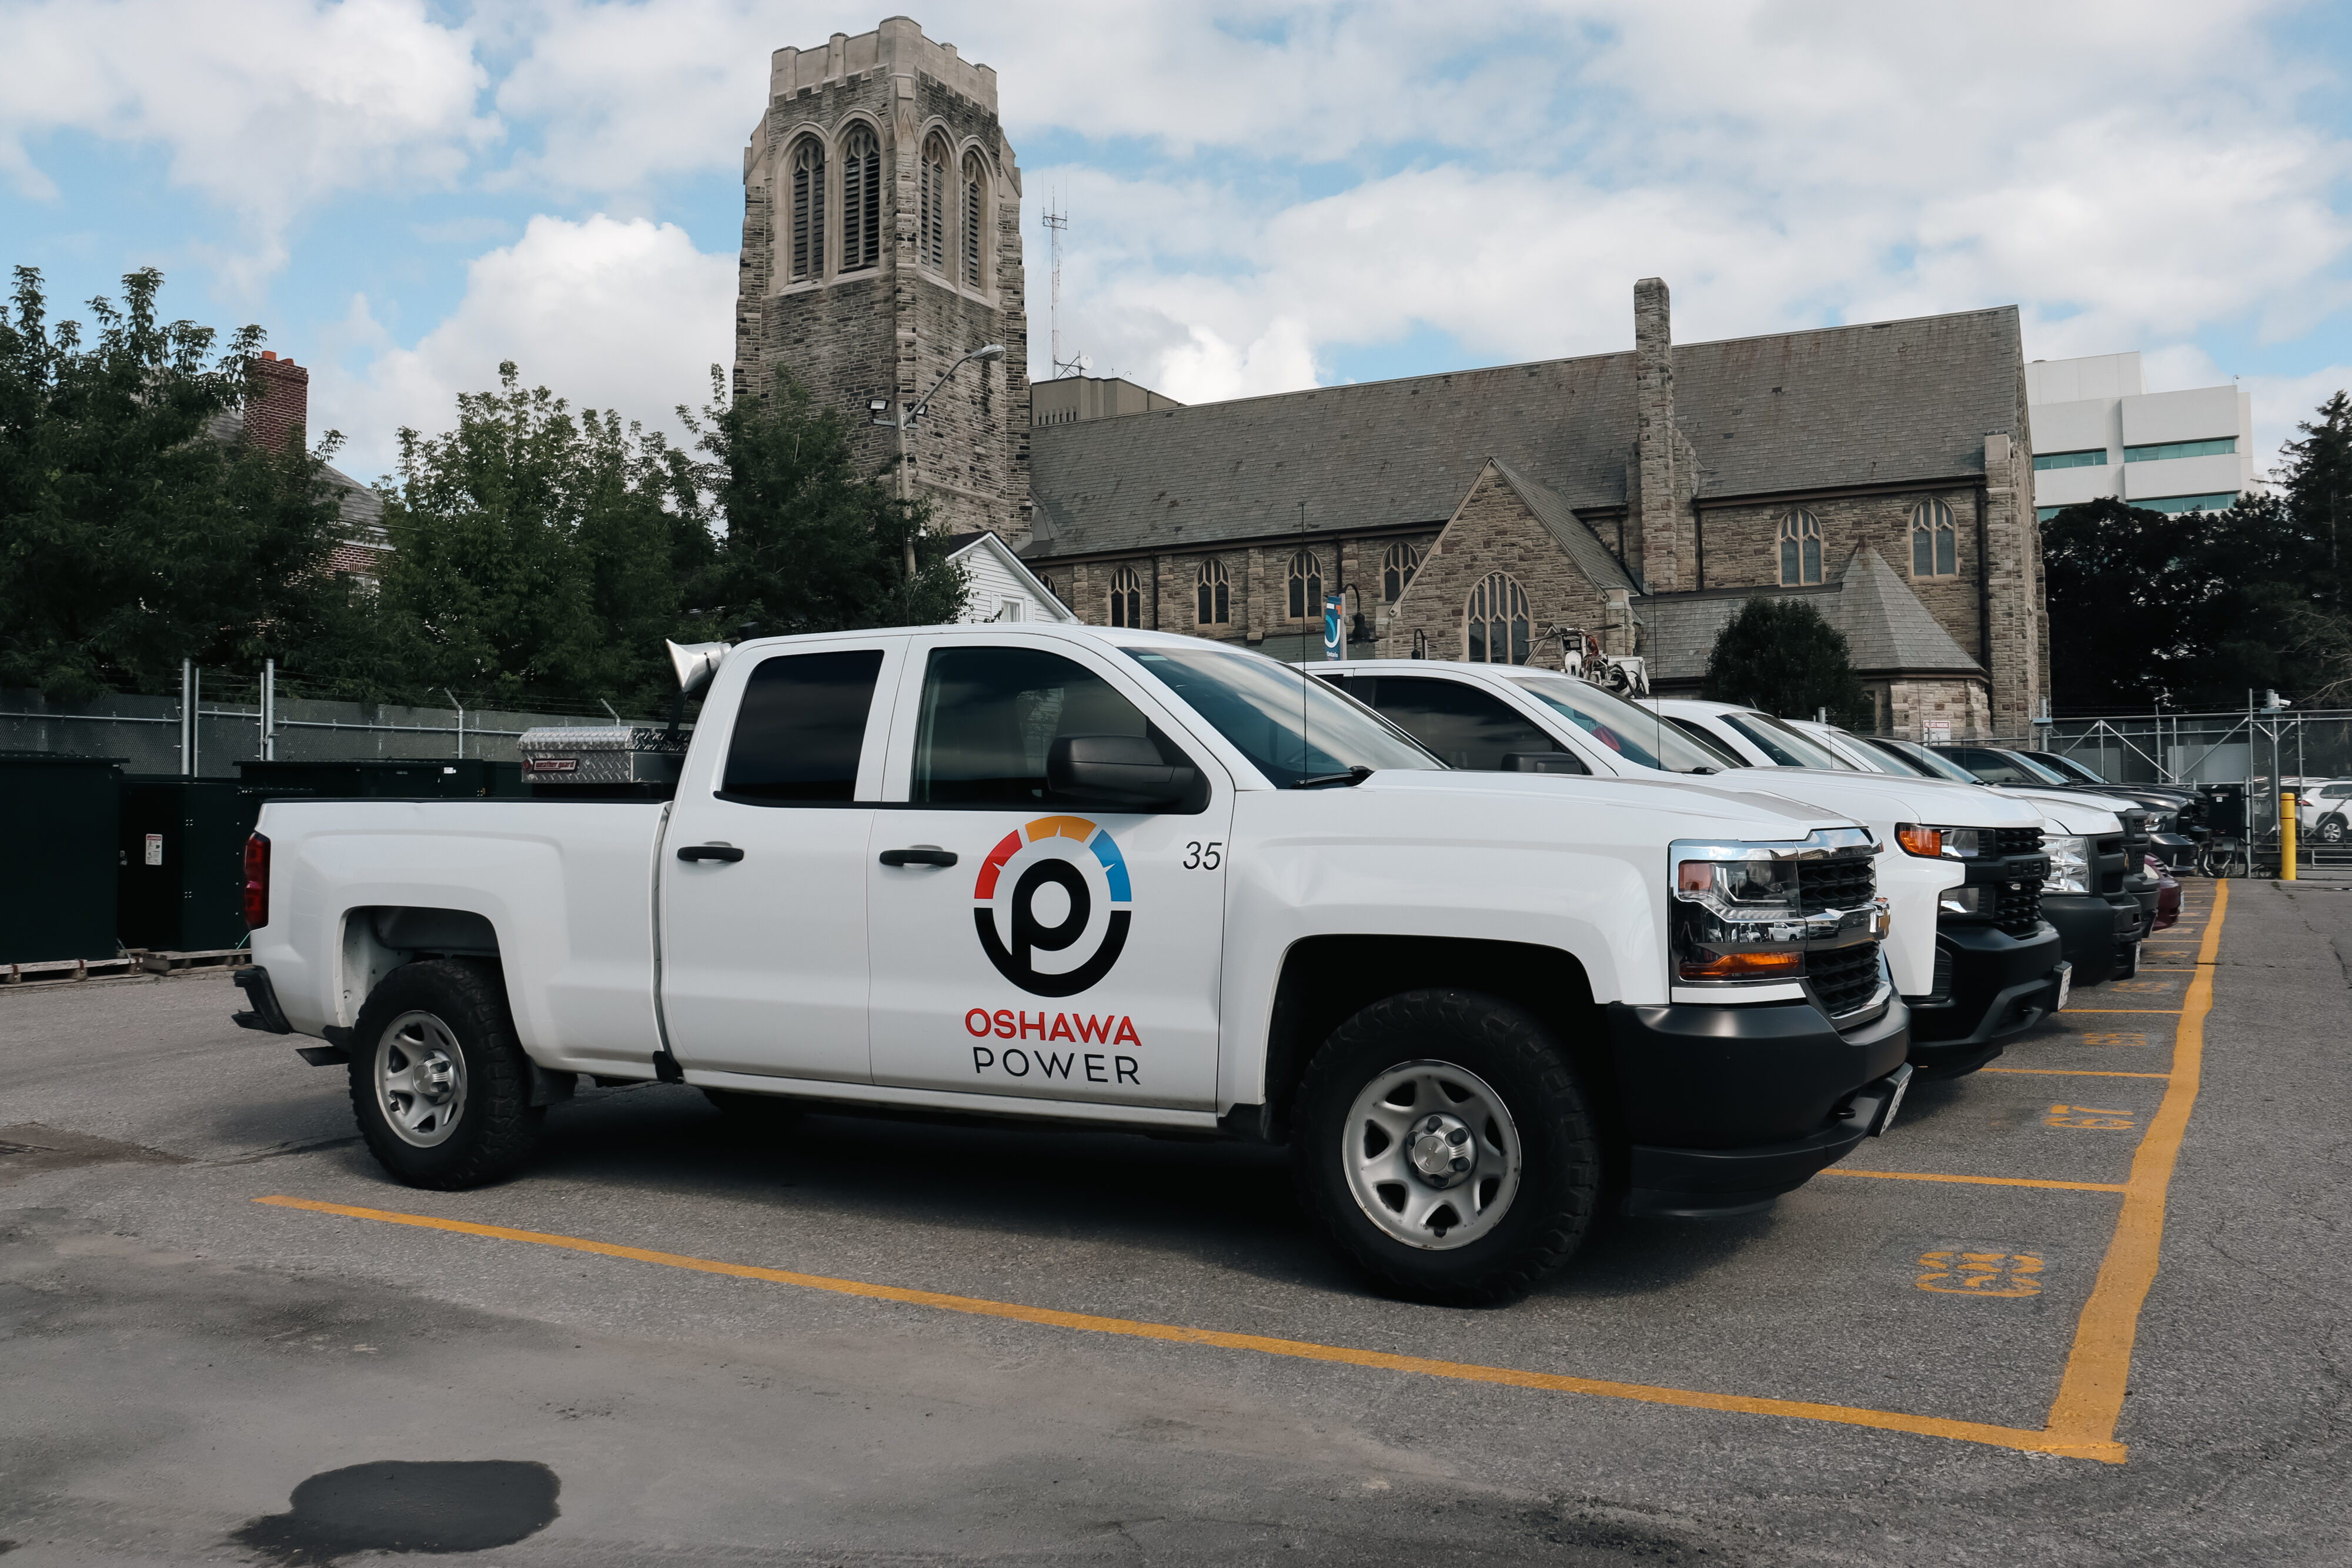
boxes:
[1502,751,1590,775]
[1048,734,1199,811]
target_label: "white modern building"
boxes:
[2024,353,2258,521]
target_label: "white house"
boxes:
[945,531,1078,625]
[2025,353,2259,521]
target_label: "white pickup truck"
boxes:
[233,624,1910,1305]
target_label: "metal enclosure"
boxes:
[116,778,251,952]
[0,755,123,963]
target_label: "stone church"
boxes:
[734,18,2047,739]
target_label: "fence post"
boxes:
[179,660,197,776]
[260,659,276,761]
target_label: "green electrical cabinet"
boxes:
[117,778,253,954]
[1,755,123,964]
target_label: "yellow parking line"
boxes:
[2043,878,2229,1459]
[2067,1009,2184,1015]
[1825,1169,2127,1193]
[253,1194,2105,1459]
[1979,1068,2171,1079]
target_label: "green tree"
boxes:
[1700,596,1870,725]
[371,362,711,713]
[0,266,362,698]
[681,365,966,636]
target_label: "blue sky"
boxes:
[7,0,2352,483]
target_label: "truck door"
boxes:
[659,639,904,1084]
[864,637,1231,1110]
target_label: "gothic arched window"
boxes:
[1382,542,1420,602]
[840,124,881,272]
[1465,571,1531,664]
[1197,559,1230,626]
[1287,550,1323,621]
[787,136,826,281]
[1778,509,1823,586]
[920,133,951,272]
[1107,566,1143,628]
[1912,499,1958,578]
[960,151,987,288]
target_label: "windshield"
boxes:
[1719,711,1860,770]
[1868,737,1983,784]
[1507,676,1726,773]
[1124,645,1440,785]
[1665,714,1746,767]
[1803,726,1899,772]
[1995,748,2072,785]
[2037,751,2107,785]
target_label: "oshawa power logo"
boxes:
[973,815,1132,997]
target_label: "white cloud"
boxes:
[0,0,495,292]
[313,213,736,480]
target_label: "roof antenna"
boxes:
[1299,497,1309,785]
[1044,196,1084,379]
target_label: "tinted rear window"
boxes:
[721,649,885,803]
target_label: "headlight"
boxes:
[1669,830,1883,986]
[2150,811,2176,834]
[2044,834,2092,893]
[1896,824,1980,859]
[1939,885,1989,916]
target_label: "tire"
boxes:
[701,1087,805,1136]
[1290,989,1599,1307]
[2320,815,2347,846]
[348,959,544,1190]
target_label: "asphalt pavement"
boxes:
[1,880,2347,1565]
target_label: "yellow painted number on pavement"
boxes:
[1916,1251,2045,1297]
[2046,1104,2137,1129]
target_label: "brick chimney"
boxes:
[244,350,309,454]
[1633,278,1680,593]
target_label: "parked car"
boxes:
[1591,694,2070,1077]
[1312,666,2060,1076]
[2294,778,2352,845]
[1934,745,2197,866]
[233,624,1912,1306]
[1782,724,2149,988]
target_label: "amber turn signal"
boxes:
[1677,950,1803,981]
[1896,823,1942,858]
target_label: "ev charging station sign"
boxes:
[1324,594,1345,660]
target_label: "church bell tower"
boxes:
[734,16,1031,541]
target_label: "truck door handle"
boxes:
[878,845,957,868]
[677,844,746,863]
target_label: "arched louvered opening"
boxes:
[1465,572,1531,664]
[840,123,881,272]
[920,133,951,272]
[960,151,987,288]
[787,136,826,281]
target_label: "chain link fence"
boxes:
[0,672,656,778]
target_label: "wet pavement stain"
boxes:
[230,1460,559,1564]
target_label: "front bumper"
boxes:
[1605,997,1911,1218]
[2043,891,2140,987]
[1903,920,2067,1073]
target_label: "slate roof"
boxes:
[1024,305,2022,562]
[1637,547,1979,684]
[206,409,385,543]
[1488,457,1642,596]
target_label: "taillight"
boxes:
[243,833,270,930]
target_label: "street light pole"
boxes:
[876,343,1006,579]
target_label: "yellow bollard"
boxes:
[2281,791,2298,880]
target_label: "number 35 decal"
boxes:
[1182,841,1224,870]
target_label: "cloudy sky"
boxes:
[6,0,2352,483]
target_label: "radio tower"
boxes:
[1043,197,1084,379]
